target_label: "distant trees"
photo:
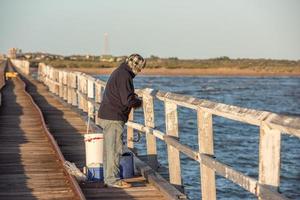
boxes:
[213,56,230,61]
[168,57,178,61]
[149,55,160,60]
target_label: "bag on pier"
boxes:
[64,161,87,182]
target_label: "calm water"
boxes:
[96,75,300,200]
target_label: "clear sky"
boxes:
[1,0,299,60]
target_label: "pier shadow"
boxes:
[0,79,37,200]
[21,76,85,166]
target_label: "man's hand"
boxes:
[135,97,143,109]
[132,95,143,109]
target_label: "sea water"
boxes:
[96,75,300,200]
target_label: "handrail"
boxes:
[36,63,300,138]
[138,89,299,137]
[127,121,289,200]
[34,61,299,200]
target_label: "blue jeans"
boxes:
[99,118,125,184]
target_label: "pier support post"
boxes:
[143,90,158,170]
[165,101,182,187]
[197,109,216,200]
[258,122,281,199]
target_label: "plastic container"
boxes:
[87,166,104,181]
[84,133,103,166]
[84,133,104,182]
[120,152,134,179]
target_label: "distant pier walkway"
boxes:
[0,63,80,199]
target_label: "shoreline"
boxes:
[67,67,300,77]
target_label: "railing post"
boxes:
[58,71,63,98]
[258,122,281,198]
[82,76,88,113]
[50,68,54,93]
[54,70,59,95]
[77,74,82,110]
[77,73,88,112]
[63,71,68,101]
[197,109,216,200]
[87,77,95,99]
[67,72,72,104]
[94,81,103,125]
[50,69,54,93]
[71,72,78,106]
[142,89,158,170]
[127,109,134,150]
[165,101,182,187]
[87,77,95,119]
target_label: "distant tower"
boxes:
[103,33,109,55]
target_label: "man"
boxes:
[98,54,146,188]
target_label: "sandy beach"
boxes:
[68,67,300,76]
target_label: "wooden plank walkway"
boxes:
[0,76,77,199]
[21,70,167,199]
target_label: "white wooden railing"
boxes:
[30,62,300,200]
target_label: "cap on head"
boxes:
[126,54,146,74]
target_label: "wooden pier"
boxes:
[0,58,299,199]
[0,61,83,199]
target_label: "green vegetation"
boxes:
[146,56,300,70]
[42,60,115,69]
[34,56,300,72]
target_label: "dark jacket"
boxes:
[98,62,142,122]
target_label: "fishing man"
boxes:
[98,54,146,188]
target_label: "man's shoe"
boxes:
[107,180,132,188]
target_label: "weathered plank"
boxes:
[143,88,157,169]
[197,109,216,200]
[165,101,182,187]
[259,122,281,194]
[134,155,187,200]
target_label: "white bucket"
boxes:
[84,133,103,167]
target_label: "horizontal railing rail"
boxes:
[34,61,299,200]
